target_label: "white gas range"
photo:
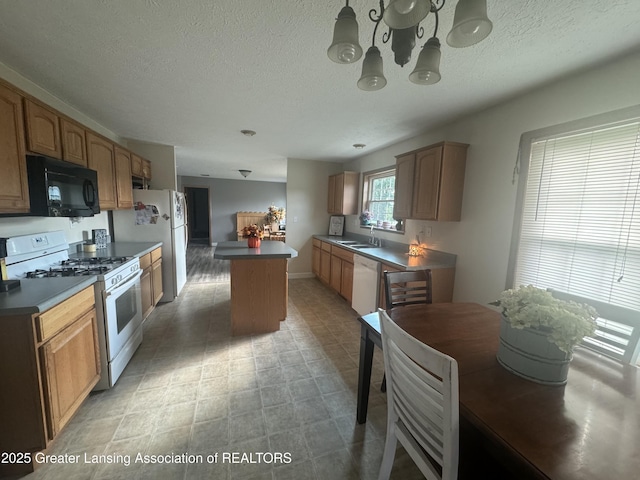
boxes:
[4,231,143,390]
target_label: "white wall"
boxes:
[344,51,640,305]
[286,158,342,277]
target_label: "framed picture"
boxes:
[328,215,345,236]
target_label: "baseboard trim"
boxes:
[289,273,316,279]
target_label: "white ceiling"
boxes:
[0,1,639,183]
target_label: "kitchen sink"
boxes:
[336,240,359,244]
[351,244,377,248]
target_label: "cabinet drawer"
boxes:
[151,247,162,263]
[312,238,322,248]
[36,286,95,343]
[321,242,332,252]
[331,245,354,263]
[139,252,151,270]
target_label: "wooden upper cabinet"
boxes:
[24,99,62,158]
[86,132,117,210]
[393,153,416,220]
[328,171,359,215]
[0,83,30,213]
[60,118,87,166]
[142,159,151,180]
[410,141,469,222]
[131,153,143,177]
[114,146,133,209]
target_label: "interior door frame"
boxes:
[182,185,213,246]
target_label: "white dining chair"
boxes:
[377,308,460,480]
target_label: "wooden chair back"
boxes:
[378,308,459,480]
[384,270,433,309]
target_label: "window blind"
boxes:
[513,121,640,311]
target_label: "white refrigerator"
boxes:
[113,189,187,302]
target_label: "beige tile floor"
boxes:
[24,277,424,480]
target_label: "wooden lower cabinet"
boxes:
[312,240,355,303]
[140,247,163,319]
[0,286,99,476]
[320,244,332,284]
[40,309,100,439]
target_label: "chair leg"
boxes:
[378,422,398,480]
[381,374,387,392]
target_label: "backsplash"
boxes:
[0,211,110,244]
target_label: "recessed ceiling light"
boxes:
[200,174,210,177]
[241,129,256,137]
[353,143,366,149]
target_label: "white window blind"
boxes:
[513,120,640,311]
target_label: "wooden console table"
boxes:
[214,241,297,336]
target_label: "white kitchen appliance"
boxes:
[112,189,187,302]
[352,254,380,316]
[3,231,143,390]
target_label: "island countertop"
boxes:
[214,241,298,260]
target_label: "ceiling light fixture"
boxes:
[240,129,256,136]
[239,169,252,178]
[353,143,366,149]
[328,0,492,91]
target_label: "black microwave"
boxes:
[25,155,100,217]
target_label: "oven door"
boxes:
[102,270,143,362]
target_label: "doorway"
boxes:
[184,186,211,245]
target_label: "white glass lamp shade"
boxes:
[409,37,441,85]
[446,0,493,48]
[383,0,430,29]
[357,46,387,91]
[327,6,363,63]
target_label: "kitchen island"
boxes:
[214,241,298,336]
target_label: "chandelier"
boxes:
[327,0,492,90]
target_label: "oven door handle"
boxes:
[104,270,142,298]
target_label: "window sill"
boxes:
[359,225,404,235]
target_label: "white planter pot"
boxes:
[496,316,572,386]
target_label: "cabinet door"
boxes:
[0,84,29,213]
[330,256,342,292]
[60,118,87,166]
[412,145,443,220]
[341,260,354,303]
[114,146,133,209]
[393,153,415,220]
[140,266,153,319]
[312,246,321,276]
[142,159,152,180]
[131,153,143,177]
[152,258,163,305]
[24,99,62,158]
[327,174,337,213]
[40,309,100,439]
[86,132,117,210]
[320,250,331,284]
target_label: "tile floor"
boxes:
[23,277,424,480]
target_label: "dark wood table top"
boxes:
[365,303,640,480]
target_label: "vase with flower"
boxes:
[265,205,285,232]
[359,210,372,226]
[491,285,598,385]
[241,224,264,248]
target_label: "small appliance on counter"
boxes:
[0,238,20,292]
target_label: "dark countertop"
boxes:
[313,235,456,270]
[0,277,97,317]
[1,242,161,317]
[214,241,298,260]
[69,241,163,260]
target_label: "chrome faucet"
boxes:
[369,226,382,247]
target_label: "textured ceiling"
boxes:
[0,0,639,182]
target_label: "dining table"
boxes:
[356,303,640,480]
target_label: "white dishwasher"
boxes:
[351,254,380,316]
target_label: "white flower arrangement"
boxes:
[492,285,598,354]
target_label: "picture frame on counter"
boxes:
[328,215,345,236]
